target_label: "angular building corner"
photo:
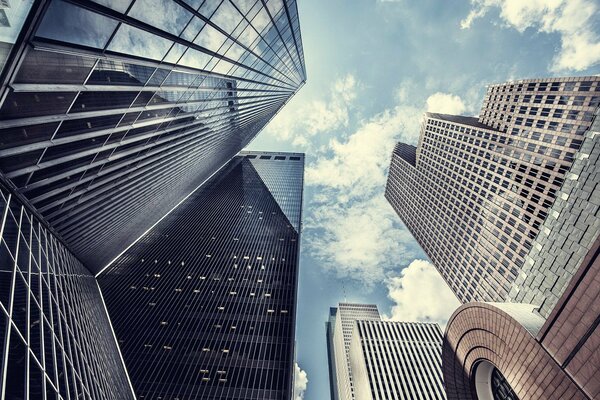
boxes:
[0,0,306,398]
[386,77,600,304]
[326,303,446,400]
[442,105,600,400]
[98,151,305,399]
[385,77,600,399]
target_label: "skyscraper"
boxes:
[0,0,306,272]
[386,77,600,303]
[97,151,304,399]
[349,321,446,400]
[326,303,381,400]
[442,105,600,400]
[326,303,446,400]
[0,183,134,399]
[0,0,305,398]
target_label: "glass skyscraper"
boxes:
[0,0,306,272]
[98,152,304,399]
[0,1,305,398]
[386,77,600,303]
[0,183,133,399]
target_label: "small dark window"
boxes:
[259,155,271,160]
[274,156,286,160]
[289,156,301,161]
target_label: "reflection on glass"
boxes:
[36,0,118,49]
[108,23,173,61]
[89,0,132,13]
[211,1,243,35]
[195,23,227,53]
[128,0,192,36]
[0,0,34,75]
[178,48,211,70]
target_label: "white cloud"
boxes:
[264,74,358,146]
[426,92,467,115]
[293,363,308,400]
[385,260,461,327]
[460,0,600,71]
[303,79,468,284]
[306,195,415,284]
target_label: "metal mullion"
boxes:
[6,92,286,179]
[257,0,302,83]
[21,116,214,185]
[49,237,77,400]
[1,79,293,130]
[54,247,91,399]
[40,228,60,394]
[56,138,234,244]
[28,120,221,204]
[234,0,300,85]
[23,211,34,400]
[33,222,48,400]
[385,323,409,400]
[47,246,74,400]
[29,38,296,93]
[173,0,297,89]
[58,136,237,247]
[8,83,266,94]
[45,123,230,223]
[281,0,306,79]
[62,0,295,89]
[0,194,13,400]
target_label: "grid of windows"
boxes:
[385,76,600,303]
[0,0,306,272]
[0,184,133,400]
[97,153,304,399]
[349,321,445,400]
[326,303,381,400]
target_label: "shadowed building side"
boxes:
[98,152,304,400]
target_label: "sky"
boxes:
[246,0,600,398]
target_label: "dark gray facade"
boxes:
[98,152,304,400]
[0,0,306,272]
[386,77,600,303]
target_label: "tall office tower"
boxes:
[97,152,304,400]
[349,321,446,400]
[0,0,306,272]
[386,77,600,303]
[326,303,382,400]
[443,110,600,400]
[0,185,134,399]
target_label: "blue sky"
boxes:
[247,0,600,398]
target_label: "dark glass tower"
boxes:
[0,0,306,272]
[97,152,304,400]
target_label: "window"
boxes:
[36,0,119,49]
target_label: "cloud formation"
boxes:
[385,259,461,327]
[426,92,467,115]
[460,0,600,71]
[293,363,308,400]
[306,195,416,283]
[302,79,468,285]
[264,74,358,146]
